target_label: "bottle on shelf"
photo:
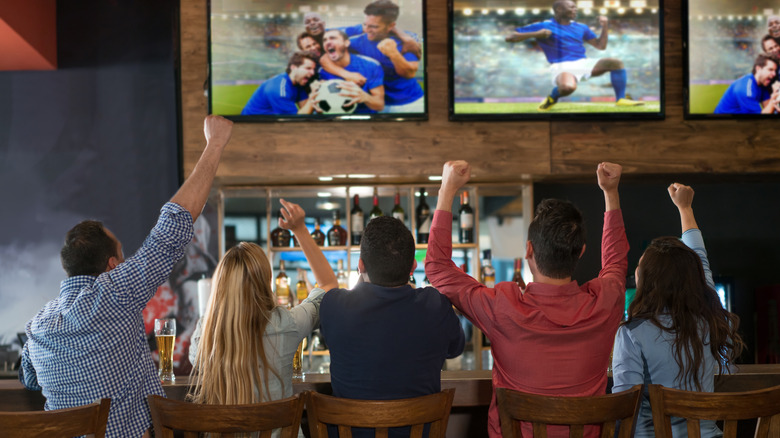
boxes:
[416,188,431,244]
[392,190,405,223]
[327,209,347,246]
[512,257,526,289]
[351,194,364,246]
[275,260,291,307]
[296,271,309,304]
[369,187,383,221]
[270,209,292,248]
[311,217,326,246]
[336,259,348,289]
[459,191,474,244]
[408,274,417,286]
[480,250,495,288]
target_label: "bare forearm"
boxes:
[678,206,698,232]
[364,90,385,111]
[436,188,457,213]
[596,28,608,49]
[389,53,418,78]
[604,189,620,211]
[506,31,543,43]
[292,226,338,291]
[170,142,224,221]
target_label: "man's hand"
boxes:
[442,161,471,194]
[204,115,233,147]
[537,29,553,38]
[378,38,400,57]
[668,183,694,210]
[339,81,368,106]
[598,15,609,27]
[341,71,367,87]
[597,162,621,192]
[279,199,308,234]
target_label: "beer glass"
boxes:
[154,318,176,382]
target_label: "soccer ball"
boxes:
[315,79,357,114]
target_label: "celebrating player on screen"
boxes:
[506,0,643,111]
[241,52,318,115]
[714,54,779,114]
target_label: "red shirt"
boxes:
[425,209,628,438]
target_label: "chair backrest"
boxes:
[648,383,780,438]
[0,398,111,438]
[148,393,305,438]
[306,388,456,438]
[496,385,642,438]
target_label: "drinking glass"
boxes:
[154,318,176,382]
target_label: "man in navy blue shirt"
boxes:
[506,0,643,110]
[241,51,318,115]
[319,216,465,437]
[313,29,385,114]
[714,54,779,114]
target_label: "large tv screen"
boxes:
[450,0,664,120]
[208,0,427,121]
[685,0,780,117]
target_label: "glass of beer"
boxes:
[154,318,176,382]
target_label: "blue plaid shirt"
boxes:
[20,202,194,438]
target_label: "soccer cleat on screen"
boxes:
[538,96,558,111]
[615,98,645,106]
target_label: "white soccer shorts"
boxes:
[549,58,600,86]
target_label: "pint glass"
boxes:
[154,318,176,382]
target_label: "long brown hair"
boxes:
[189,242,281,404]
[625,236,744,391]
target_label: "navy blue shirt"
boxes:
[348,35,424,105]
[319,54,384,113]
[714,73,772,114]
[517,18,597,63]
[241,73,309,115]
[320,282,465,437]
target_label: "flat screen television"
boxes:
[208,0,427,122]
[450,0,664,120]
[684,0,780,117]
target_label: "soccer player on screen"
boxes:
[714,54,779,114]
[241,52,318,115]
[506,0,643,110]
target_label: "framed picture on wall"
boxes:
[684,1,780,118]
[449,0,664,120]
[208,0,427,122]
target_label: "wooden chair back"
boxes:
[306,388,455,438]
[648,383,780,438]
[496,385,642,438]
[0,398,111,438]
[147,393,305,438]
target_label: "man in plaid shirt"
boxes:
[19,115,233,438]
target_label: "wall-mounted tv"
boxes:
[684,0,780,117]
[208,0,427,122]
[450,0,664,120]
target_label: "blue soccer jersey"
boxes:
[349,34,424,105]
[517,18,597,64]
[320,54,384,113]
[241,73,309,115]
[714,74,772,114]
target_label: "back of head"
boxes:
[527,199,586,279]
[60,220,116,277]
[364,0,400,22]
[360,216,415,287]
[191,242,279,404]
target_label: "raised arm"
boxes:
[585,16,609,50]
[669,183,714,289]
[436,160,472,212]
[597,161,621,211]
[390,26,422,58]
[170,115,233,221]
[279,199,338,291]
[506,28,551,43]
[377,38,419,79]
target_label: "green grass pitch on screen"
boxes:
[454,102,661,114]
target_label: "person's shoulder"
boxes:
[321,288,350,306]
[354,54,382,68]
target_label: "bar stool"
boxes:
[0,398,111,438]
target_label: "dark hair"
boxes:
[761,34,778,52]
[364,0,400,23]
[753,53,778,74]
[626,236,745,391]
[527,199,586,279]
[323,28,349,42]
[285,51,319,74]
[296,32,319,50]
[60,220,117,277]
[553,0,573,14]
[360,216,415,287]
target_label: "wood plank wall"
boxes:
[179,0,780,186]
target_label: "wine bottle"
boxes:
[459,191,474,244]
[351,194,364,245]
[337,259,348,289]
[270,209,292,247]
[512,257,526,289]
[480,250,495,288]
[392,190,405,222]
[327,210,347,246]
[311,217,326,246]
[416,188,431,244]
[369,187,383,220]
[275,260,291,306]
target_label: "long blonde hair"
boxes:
[189,242,281,404]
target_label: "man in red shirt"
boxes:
[425,160,628,438]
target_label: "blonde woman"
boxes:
[188,199,337,436]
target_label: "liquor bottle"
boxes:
[459,191,474,244]
[512,257,526,289]
[311,217,326,246]
[275,260,291,306]
[327,210,347,246]
[296,272,309,304]
[416,188,431,244]
[351,194,364,245]
[480,250,495,288]
[337,259,348,289]
[369,187,383,220]
[270,209,292,247]
[392,190,405,223]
